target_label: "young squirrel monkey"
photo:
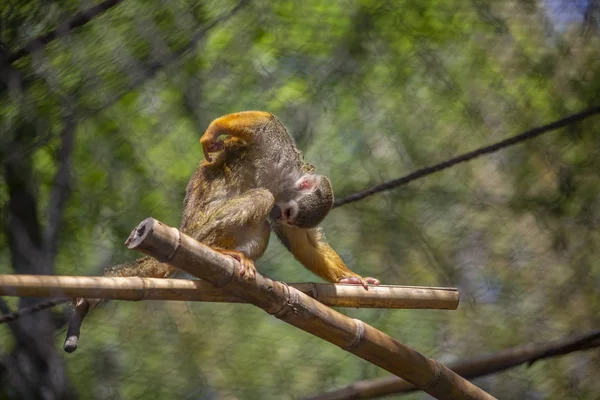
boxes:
[65,111,379,352]
[109,111,378,285]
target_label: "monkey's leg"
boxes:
[184,188,274,280]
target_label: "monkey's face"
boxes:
[269,175,334,229]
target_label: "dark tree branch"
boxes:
[526,330,600,366]
[2,0,249,152]
[0,44,24,94]
[0,30,47,281]
[1,34,75,400]
[7,0,125,64]
[4,128,46,275]
[333,106,600,208]
[0,45,51,163]
[87,0,250,118]
[1,131,76,399]
[304,329,600,399]
[45,113,76,260]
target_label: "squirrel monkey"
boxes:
[66,111,378,351]
[107,111,379,285]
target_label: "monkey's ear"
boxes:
[296,175,319,191]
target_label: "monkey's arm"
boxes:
[272,224,380,289]
[200,111,273,162]
[183,187,274,279]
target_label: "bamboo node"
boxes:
[167,229,182,261]
[309,282,319,299]
[343,319,366,351]
[423,360,444,390]
[271,282,299,318]
[137,277,147,301]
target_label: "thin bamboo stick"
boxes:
[0,275,459,309]
[125,218,495,400]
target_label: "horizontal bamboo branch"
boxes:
[124,218,494,400]
[0,274,459,310]
[304,329,600,399]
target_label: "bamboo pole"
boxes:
[303,329,600,399]
[125,218,495,400]
[0,275,459,310]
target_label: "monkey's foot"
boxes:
[338,276,381,290]
[219,250,257,280]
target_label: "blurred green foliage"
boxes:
[1,0,600,398]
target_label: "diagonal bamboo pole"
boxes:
[303,329,600,399]
[0,275,459,310]
[126,218,495,400]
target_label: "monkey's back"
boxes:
[184,113,305,217]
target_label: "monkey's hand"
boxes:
[217,249,257,280]
[273,224,379,291]
[200,111,273,162]
[338,276,381,290]
[200,134,225,163]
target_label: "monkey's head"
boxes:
[270,174,334,229]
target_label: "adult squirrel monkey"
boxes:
[65,111,379,352]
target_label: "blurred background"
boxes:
[1,0,600,399]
